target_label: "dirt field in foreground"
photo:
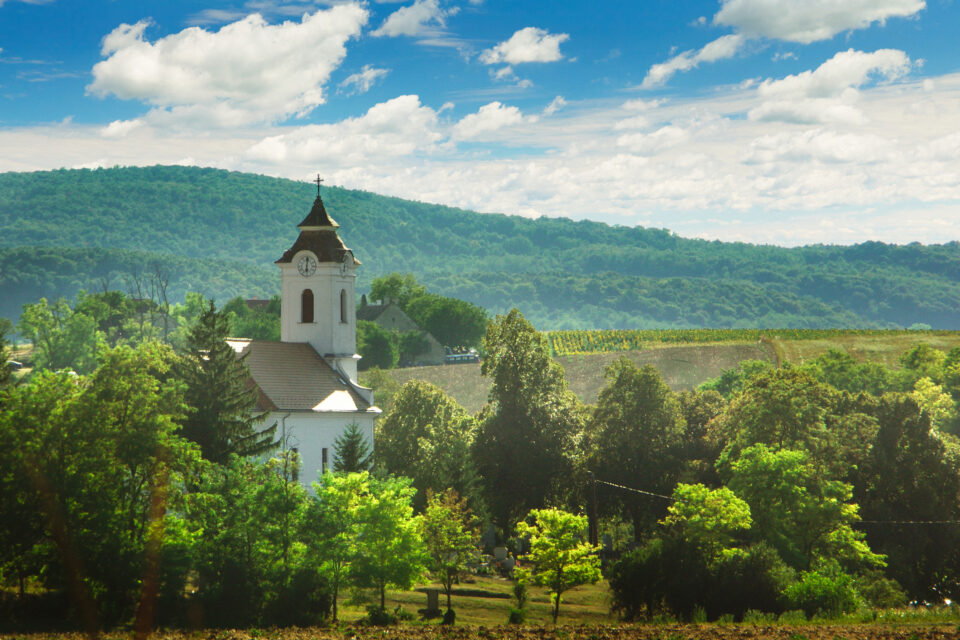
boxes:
[7,624,960,640]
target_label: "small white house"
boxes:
[229,188,380,486]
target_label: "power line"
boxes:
[594,478,675,502]
[595,477,960,527]
[858,519,960,525]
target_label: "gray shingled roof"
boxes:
[234,340,371,413]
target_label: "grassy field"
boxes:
[382,332,960,414]
[333,575,612,627]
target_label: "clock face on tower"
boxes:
[297,255,317,277]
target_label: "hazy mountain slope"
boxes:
[3,165,960,329]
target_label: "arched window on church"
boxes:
[301,289,314,323]
[340,289,348,324]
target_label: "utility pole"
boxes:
[587,471,598,546]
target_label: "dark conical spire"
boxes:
[297,194,339,229]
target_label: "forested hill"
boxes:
[3,165,960,330]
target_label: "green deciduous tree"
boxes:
[357,320,398,370]
[727,444,884,572]
[377,380,482,513]
[333,422,372,473]
[369,272,426,309]
[911,376,957,434]
[17,297,103,374]
[801,348,893,396]
[0,344,196,628]
[516,508,601,623]
[222,295,281,341]
[310,471,369,622]
[351,474,427,614]
[176,301,277,463]
[715,366,877,480]
[0,317,13,390]
[405,293,488,349]
[587,358,686,539]
[187,454,328,628]
[660,483,752,558]
[421,489,479,619]
[474,309,584,535]
[853,394,960,601]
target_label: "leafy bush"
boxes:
[363,605,398,626]
[856,571,907,609]
[262,568,332,626]
[784,564,862,619]
[708,544,794,621]
[610,540,795,622]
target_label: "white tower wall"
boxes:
[280,250,359,382]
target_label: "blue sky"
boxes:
[2,0,959,245]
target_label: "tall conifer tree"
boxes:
[177,301,277,463]
[333,422,372,472]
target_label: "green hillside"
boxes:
[4,165,960,329]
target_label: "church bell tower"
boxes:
[276,178,361,382]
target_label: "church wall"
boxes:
[270,409,377,489]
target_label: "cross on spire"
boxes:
[314,174,324,197]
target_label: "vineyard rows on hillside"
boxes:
[544,328,960,356]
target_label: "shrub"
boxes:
[364,605,398,626]
[708,544,794,621]
[743,609,776,623]
[784,564,861,619]
[856,571,907,609]
[608,540,666,620]
[508,607,526,624]
[262,568,332,626]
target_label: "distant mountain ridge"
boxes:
[3,165,960,330]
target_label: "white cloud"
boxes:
[543,96,566,116]
[452,101,531,140]
[622,98,663,111]
[371,0,457,37]
[749,49,913,124]
[186,9,248,26]
[12,66,960,246]
[246,94,444,164]
[616,125,690,155]
[743,129,891,164]
[87,5,368,129]
[643,0,923,86]
[101,118,145,138]
[479,27,569,65]
[339,65,390,95]
[715,0,925,44]
[642,34,745,88]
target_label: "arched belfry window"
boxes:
[340,289,348,324]
[301,289,314,323]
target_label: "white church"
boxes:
[227,185,380,485]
